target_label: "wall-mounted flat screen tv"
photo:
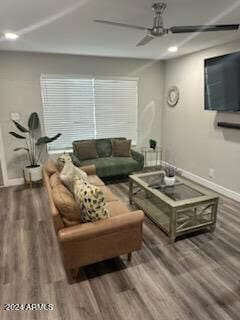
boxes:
[204,51,240,111]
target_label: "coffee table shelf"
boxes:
[133,196,170,233]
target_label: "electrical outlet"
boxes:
[208,168,215,179]
[11,113,20,121]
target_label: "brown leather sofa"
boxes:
[43,159,144,273]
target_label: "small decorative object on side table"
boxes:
[141,146,163,168]
[149,139,157,150]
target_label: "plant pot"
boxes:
[149,140,157,151]
[24,164,42,182]
[164,176,176,186]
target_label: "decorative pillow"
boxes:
[45,159,59,176]
[50,172,63,188]
[52,184,81,227]
[57,153,72,171]
[60,161,87,193]
[73,140,98,161]
[96,139,112,157]
[112,139,132,157]
[73,177,109,223]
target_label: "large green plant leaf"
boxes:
[12,120,29,133]
[28,112,40,130]
[13,147,29,152]
[36,133,61,145]
[9,131,26,139]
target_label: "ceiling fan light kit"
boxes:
[94,1,239,48]
[168,46,178,53]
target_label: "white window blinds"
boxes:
[41,75,138,152]
[95,79,137,142]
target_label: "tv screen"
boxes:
[204,51,240,111]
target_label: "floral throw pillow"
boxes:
[73,177,109,223]
[57,153,72,171]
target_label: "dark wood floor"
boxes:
[0,180,240,320]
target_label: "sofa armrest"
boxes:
[80,165,96,176]
[58,210,144,243]
[131,149,144,169]
[70,153,81,167]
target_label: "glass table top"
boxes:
[137,172,203,201]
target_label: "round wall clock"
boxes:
[167,86,180,107]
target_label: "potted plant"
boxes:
[149,139,157,150]
[9,112,61,182]
[164,165,178,186]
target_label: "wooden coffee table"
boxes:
[129,171,219,242]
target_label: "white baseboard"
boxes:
[7,178,25,187]
[162,161,240,202]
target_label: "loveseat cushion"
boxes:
[96,139,112,157]
[73,140,98,161]
[112,139,131,157]
[74,178,109,223]
[52,184,82,227]
[80,157,139,178]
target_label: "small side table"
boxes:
[141,147,163,167]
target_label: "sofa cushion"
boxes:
[80,157,139,178]
[60,161,87,193]
[52,184,81,227]
[50,172,63,188]
[106,201,130,217]
[87,175,105,187]
[45,159,59,176]
[74,178,109,223]
[112,139,131,157]
[73,140,98,161]
[96,139,112,157]
[100,186,118,202]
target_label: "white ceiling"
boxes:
[0,0,240,59]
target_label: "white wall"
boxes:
[163,39,240,194]
[0,51,163,181]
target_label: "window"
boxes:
[41,75,138,152]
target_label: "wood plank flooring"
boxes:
[0,180,240,320]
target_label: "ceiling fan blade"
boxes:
[136,34,155,47]
[170,24,239,33]
[94,20,148,31]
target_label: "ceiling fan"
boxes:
[94,1,239,47]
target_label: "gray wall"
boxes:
[163,39,240,193]
[0,51,163,180]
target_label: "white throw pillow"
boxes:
[60,161,87,193]
[57,153,72,171]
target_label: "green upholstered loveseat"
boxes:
[70,138,144,178]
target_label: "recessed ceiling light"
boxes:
[4,32,19,40]
[168,46,178,53]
